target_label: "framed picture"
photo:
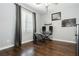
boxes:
[62,18,76,27]
[51,12,61,21]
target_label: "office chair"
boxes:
[49,26,53,35]
[33,33,45,44]
[42,26,50,41]
[42,26,46,34]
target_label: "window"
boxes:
[21,7,33,33]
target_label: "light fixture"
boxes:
[35,3,49,6]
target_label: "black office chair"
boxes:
[33,26,47,44]
[41,26,53,41]
[33,33,45,44]
[42,26,46,34]
[49,26,53,35]
[42,26,50,41]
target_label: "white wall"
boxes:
[0,3,16,50]
[36,14,42,33]
[41,3,79,43]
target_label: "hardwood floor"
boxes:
[0,40,76,56]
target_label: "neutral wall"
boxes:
[0,3,16,50]
[40,3,79,43]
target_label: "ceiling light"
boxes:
[35,3,49,6]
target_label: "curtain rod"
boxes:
[14,3,35,13]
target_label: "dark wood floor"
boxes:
[0,40,76,56]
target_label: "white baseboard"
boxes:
[0,40,33,51]
[0,39,75,51]
[22,40,33,44]
[51,38,76,43]
[0,44,14,51]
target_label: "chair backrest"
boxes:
[42,26,46,34]
[49,26,53,35]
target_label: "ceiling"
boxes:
[24,3,58,14]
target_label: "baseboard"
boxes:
[0,40,33,51]
[22,39,33,44]
[52,38,76,44]
[0,44,14,51]
[0,39,75,51]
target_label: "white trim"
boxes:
[0,39,75,51]
[51,38,76,43]
[0,44,14,51]
[22,39,33,44]
[0,40,33,51]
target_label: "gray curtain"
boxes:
[33,12,36,33]
[33,12,37,43]
[14,4,22,47]
[76,24,79,56]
